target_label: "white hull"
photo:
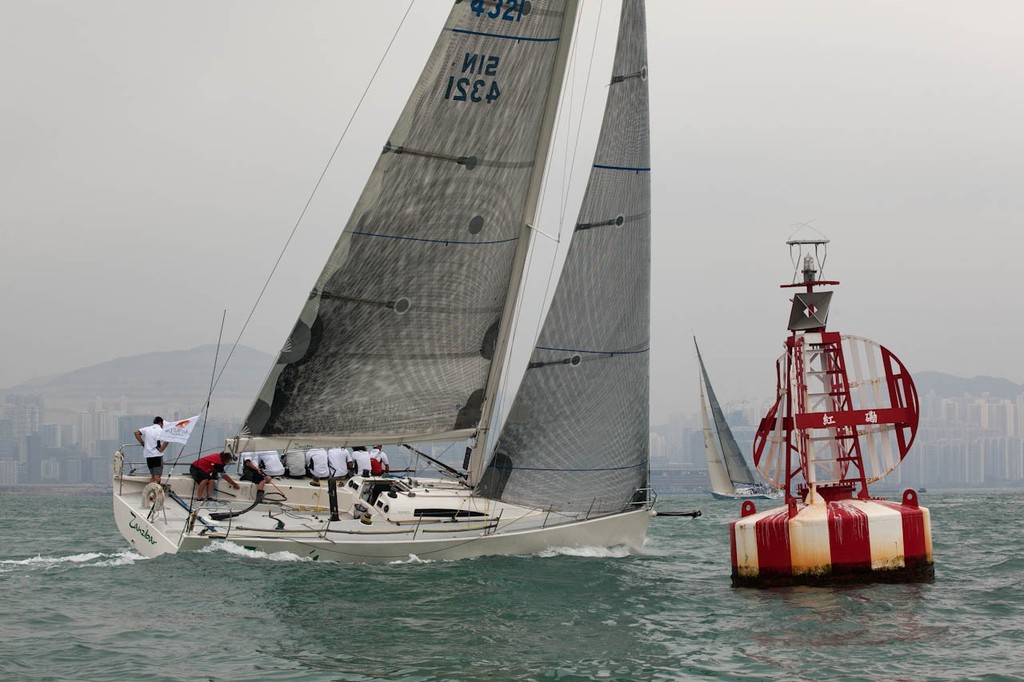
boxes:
[710,489,780,501]
[114,467,652,564]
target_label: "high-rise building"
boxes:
[0,460,18,485]
[1,395,42,439]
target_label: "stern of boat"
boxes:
[112,448,187,558]
[112,491,183,558]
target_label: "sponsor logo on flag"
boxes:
[160,414,202,444]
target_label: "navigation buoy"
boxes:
[730,236,934,587]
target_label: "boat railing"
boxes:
[114,443,197,477]
[538,487,656,522]
[484,509,503,537]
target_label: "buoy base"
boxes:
[731,559,934,588]
[730,489,933,588]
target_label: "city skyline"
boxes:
[3,378,1023,490]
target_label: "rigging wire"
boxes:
[195,310,226,457]
[207,1,418,401]
[559,0,605,230]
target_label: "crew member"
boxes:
[134,416,169,484]
[190,451,240,502]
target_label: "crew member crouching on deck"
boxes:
[190,451,240,502]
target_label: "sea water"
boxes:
[0,490,1020,681]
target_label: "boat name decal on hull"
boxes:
[128,511,158,545]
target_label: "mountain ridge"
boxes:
[3,350,1020,424]
[914,371,1023,401]
[1,345,275,419]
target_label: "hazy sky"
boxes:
[3,1,1023,424]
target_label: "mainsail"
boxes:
[478,0,651,513]
[695,338,756,489]
[239,2,582,449]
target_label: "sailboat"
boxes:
[695,338,778,500]
[113,0,656,563]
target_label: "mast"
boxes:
[468,0,583,486]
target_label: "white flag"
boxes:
[160,414,202,444]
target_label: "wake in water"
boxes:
[536,545,636,559]
[389,554,433,564]
[198,540,314,563]
[197,542,637,564]
[0,549,144,573]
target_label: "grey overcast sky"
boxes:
[2,1,1023,424]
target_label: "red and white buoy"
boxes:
[730,236,934,587]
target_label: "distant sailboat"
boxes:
[695,338,778,500]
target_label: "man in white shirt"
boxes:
[305,448,331,480]
[134,416,169,483]
[326,447,351,479]
[351,446,372,477]
[258,451,286,477]
[239,451,271,501]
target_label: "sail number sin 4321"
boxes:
[470,0,526,22]
[444,52,502,104]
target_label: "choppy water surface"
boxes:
[0,491,1020,681]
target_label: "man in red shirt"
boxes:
[190,451,241,502]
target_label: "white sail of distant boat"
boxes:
[694,338,778,500]
[113,0,657,563]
